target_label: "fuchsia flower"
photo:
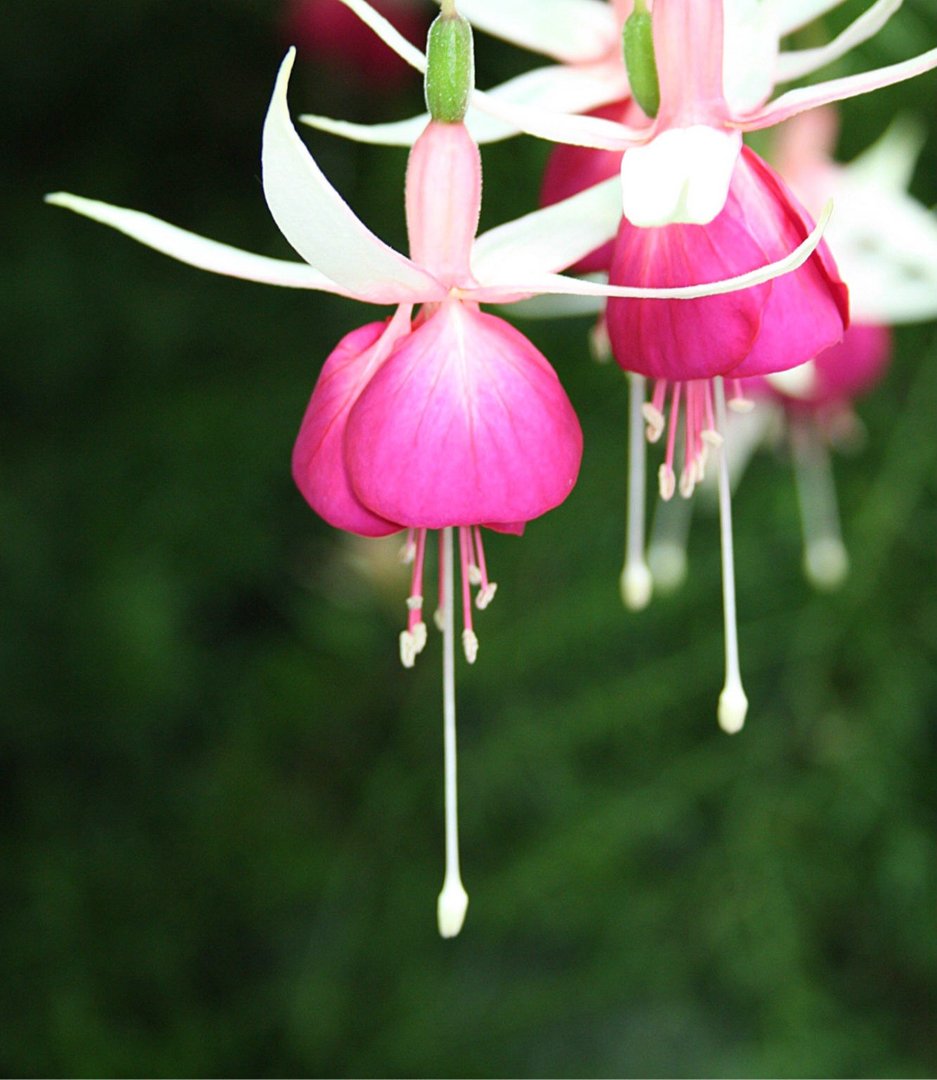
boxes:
[47,12,825,934]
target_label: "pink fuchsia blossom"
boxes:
[283,0,429,90]
[46,40,826,935]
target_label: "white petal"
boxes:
[45,192,354,293]
[450,0,618,63]
[619,127,742,226]
[262,49,442,304]
[775,0,847,36]
[300,63,628,146]
[470,202,832,303]
[471,177,620,283]
[776,0,903,85]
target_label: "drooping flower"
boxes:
[46,12,825,934]
[744,109,937,589]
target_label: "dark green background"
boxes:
[4,1,936,1075]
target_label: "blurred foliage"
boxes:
[3,1,937,1076]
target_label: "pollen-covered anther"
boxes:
[729,396,755,414]
[434,607,445,632]
[406,595,423,612]
[475,582,497,610]
[467,563,483,587]
[399,629,418,668]
[461,628,478,664]
[701,428,724,448]
[399,533,417,564]
[411,620,428,654]
[642,403,665,442]
[679,467,696,500]
[659,463,676,501]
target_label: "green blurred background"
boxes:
[4,1,937,1075]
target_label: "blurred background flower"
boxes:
[4,1,937,1075]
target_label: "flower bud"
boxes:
[424,10,474,124]
[622,1,660,119]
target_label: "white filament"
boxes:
[437,526,468,938]
[714,378,749,734]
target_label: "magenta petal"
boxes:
[292,316,408,537]
[344,301,583,529]
[606,147,848,381]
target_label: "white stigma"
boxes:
[718,678,749,735]
[437,876,469,938]
[462,628,478,664]
[804,537,850,591]
[647,541,688,593]
[620,561,653,611]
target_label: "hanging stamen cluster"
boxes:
[399,526,497,668]
[642,378,760,500]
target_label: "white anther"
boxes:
[399,539,416,564]
[461,629,478,664]
[729,396,755,413]
[620,561,653,611]
[437,876,469,939]
[411,620,428,654]
[467,563,483,587]
[406,595,423,612]
[589,318,612,364]
[475,582,498,610]
[399,630,417,669]
[679,467,696,499]
[642,403,665,443]
[804,538,849,591]
[701,427,724,448]
[695,454,706,484]
[434,607,445,632]
[658,464,676,501]
[718,680,749,735]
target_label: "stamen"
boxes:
[472,527,497,610]
[399,528,417,564]
[728,379,755,413]
[406,529,429,656]
[659,382,681,500]
[458,528,478,663]
[437,525,468,938]
[643,378,667,442]
[714,377,749,735]
[622,373,653,611]
[791,423,849,590]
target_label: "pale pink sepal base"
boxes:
[344,301,583,530]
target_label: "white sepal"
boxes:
[451,0,618,64]
[471,177,620,283]
[44,192,353,294]
[262,49,443,304]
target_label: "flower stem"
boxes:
[714,377,748,734]
[437,526,468,937]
